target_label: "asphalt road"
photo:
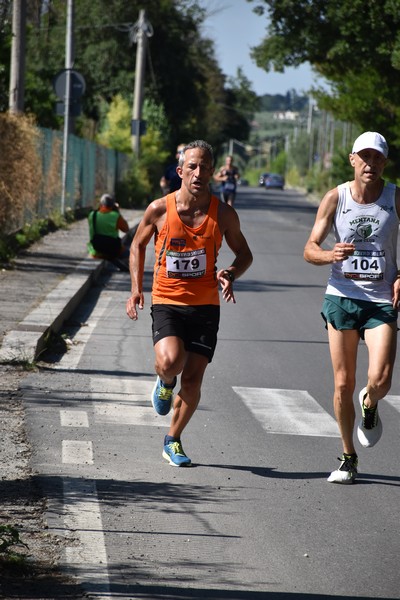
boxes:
[22,186,400,599]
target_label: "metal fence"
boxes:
[39,126,132,213]
[1,127,132,236]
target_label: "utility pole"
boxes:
[131,10,153,155]
[307,95,313,135]
[61,0,74,214]
[9,0,26,113]
[307,96,314,171]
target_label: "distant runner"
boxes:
[214,155,240,206]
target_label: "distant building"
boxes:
[273,111,299,121]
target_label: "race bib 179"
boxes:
[166,248,206,278]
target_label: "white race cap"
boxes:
[352,131,388,158]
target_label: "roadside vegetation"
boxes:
[1,1,400,243]
[247,0,400,189]
[0,1,259,260]
[0,524,28,563]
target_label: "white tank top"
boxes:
[326,181,399,303]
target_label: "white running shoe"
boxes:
[357,387,382,448]
[327,454,358,484]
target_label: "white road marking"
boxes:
[385,395,400,413]
[63,479,112,600]
[57,378,161,598]
[60,410,89,428]
[62,440,94,464]
[94,402,165,425]
[90,376,154,398]
[90,377,169,425]
[233,387,340,437]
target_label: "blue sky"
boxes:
[198,0,325,97]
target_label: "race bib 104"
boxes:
[166,248,206,278]
[342,249,385,280]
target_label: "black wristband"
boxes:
[224,269,235,283]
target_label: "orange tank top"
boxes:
[152,193,223,305]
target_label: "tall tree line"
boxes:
[0,0,259,156]
[248,0,400,173]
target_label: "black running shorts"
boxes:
[151,304,220,362]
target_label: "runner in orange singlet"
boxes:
[126,140,252,466]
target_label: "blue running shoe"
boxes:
[151,376,176,415]
[162,439,191,467]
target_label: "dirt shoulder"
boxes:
[0,364,84,599]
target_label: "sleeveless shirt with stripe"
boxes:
[326,181,399,303]
[152,193,223,305]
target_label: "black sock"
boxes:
[160,377,176,388]
[164,435,179,445]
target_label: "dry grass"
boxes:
[0,113,43,234]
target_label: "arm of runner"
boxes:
[392,275,400,308]
[392,187,400,308]
[217,268,236,304]
[126,200,165,320]
[303,187,355,265]
[213,168,226,183]
[218,205,253,303]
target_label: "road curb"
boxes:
[0,215,142,365]
[0,257,105,364]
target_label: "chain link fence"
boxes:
[39,127,132,214]
[0,120,132,236]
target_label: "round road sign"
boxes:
[53,69,86,100]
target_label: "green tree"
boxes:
[223,67,260,142]
[22,0,254,152]
[138,98,170,191]
[288,132,310,177]
[248,0,400,170]
[96,93,170,201]
[97,94,132,153]
[270,150,286,176]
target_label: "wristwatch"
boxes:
[223,269,235,283]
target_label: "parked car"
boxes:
[259,172,269,186]
[264,173,285,190]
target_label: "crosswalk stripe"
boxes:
[62,440,94,464]
[385,395,400,413]
[90,377,153,399]
[59,380,399,438]
[60,410,89,428]
[233,387,340,437]
[87,378,344,434]
[90,377,169,426]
